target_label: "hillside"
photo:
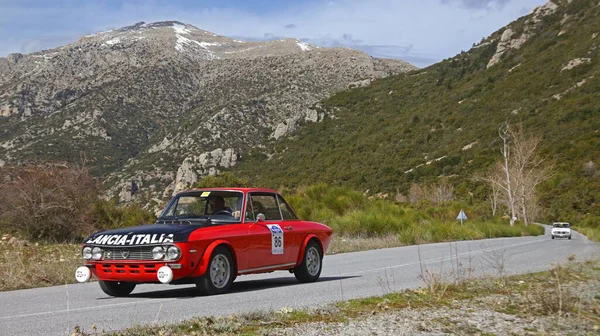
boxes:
[232,0,600,221]
[0,21,415,205]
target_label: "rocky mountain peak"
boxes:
[66,20,319,61]
[0,21,416,210]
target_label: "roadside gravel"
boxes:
[273,277,600,335]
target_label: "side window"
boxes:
[277,195,297,220]
[245,198,256,222]
[250,194,282,220]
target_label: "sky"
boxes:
[0,0,548,68]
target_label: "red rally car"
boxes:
[75,188,333,297]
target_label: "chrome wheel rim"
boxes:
[306,247,320,276]
[210,254,231,289]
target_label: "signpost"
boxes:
[456,209,467,225]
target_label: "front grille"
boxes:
[100,263,158,275]
[102,247,154,260]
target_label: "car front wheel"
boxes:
[99,280,136,297]
[294,240,322,283]
[551,236,555,239]
[195,246,235,295]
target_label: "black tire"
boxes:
[98,280,136,297]
[294,240,322,283]
[195,246,235,295]
[551,236,555,239]
[568,235,572,240]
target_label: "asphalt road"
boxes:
[1,225,598,336]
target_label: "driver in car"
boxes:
[208,195,240,219]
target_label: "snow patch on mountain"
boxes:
[199,42,220,48]
[296,42,311,51]
[104,38,121,46]
[172,23,191,35]
[175,34,197,51]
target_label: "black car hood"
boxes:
[83,221,209,246]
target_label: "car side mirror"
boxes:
[255,213,265,223]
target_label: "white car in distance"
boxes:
[551,222,571,240]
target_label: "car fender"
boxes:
[191,239,238,277]
[297,234,323,265]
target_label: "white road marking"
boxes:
[335,238,546,276]
[0,298,174,320]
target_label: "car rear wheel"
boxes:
[99,280,136,297]
[294,240,322,283]
[195,246,235,295]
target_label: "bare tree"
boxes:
[509,124,553,225]
[499,123,517,226]
[395,188,408,203]
[409,183,424,204]
[480,123,552,225]
[483,162,505,216]
[408,180,454,204]
[426,178,455,204]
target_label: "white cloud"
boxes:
[440,0,511,10]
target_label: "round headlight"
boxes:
[166,246,181,260]
[152,246,165,260]
[82,246,92,260]
[91,247,103,260]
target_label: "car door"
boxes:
[245,193,296,270]
[276,194,301,260]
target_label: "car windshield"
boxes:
[159,190,243,223]
[553,223,570,228]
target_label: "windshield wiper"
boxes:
[157,215,211,224]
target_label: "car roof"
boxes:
[177,187,279,195]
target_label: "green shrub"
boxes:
[193,172,249,188]
[578,216,600,228]
[286,184,366,222]
[285,184,543,243]
[92,200,156,231]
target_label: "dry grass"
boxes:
[0,234,81,291]
[521,262,591,317]
[328,234,402,254]
[577,226,600,242]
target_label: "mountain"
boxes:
[0,21,416,206]
[231,0,600,221]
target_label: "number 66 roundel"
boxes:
[267,224,284,255]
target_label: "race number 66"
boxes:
[274,236,282,247]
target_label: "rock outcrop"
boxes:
[167,148,239,196]
[487,1,561,68]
